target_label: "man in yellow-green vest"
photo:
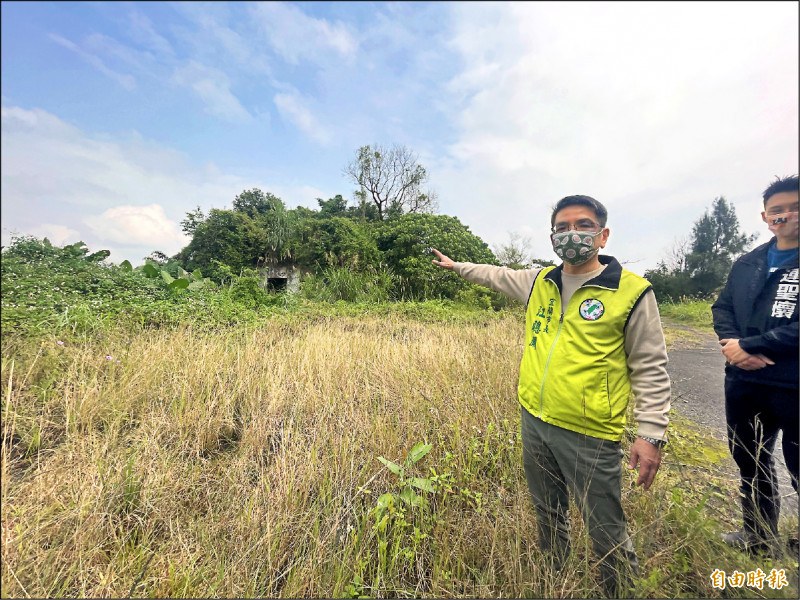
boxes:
[432,195,671,597]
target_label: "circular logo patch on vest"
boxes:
[579,298,605,321]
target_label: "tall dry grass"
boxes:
[2,313,797,598]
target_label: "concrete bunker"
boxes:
[261,262,301,294]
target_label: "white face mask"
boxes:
[550,230,601,265]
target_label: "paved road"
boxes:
[665,323,797,520]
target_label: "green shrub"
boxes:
[658,298,714,330]
[301,266,395,303]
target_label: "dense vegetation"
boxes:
[0,232,509,341]
[171,187,754,305]
[170,188,499,303]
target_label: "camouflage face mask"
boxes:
[550,230,601,265]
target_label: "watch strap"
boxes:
[640,435,666,449]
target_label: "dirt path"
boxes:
[664,321,797,520]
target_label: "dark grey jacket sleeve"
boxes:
[739,323,799,357]
[711,278,741,340]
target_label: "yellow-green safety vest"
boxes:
[518,257,652,441]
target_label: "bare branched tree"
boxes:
[666,234,692,272]
[344,144,437,219]
[493,231,535,270]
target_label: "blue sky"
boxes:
[2,1,798,274]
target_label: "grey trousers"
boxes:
[520,406,639,595]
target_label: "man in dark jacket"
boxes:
[712,174,799,553]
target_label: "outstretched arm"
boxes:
[430,248,541,303]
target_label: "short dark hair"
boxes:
[551,195,608,227]
[762,175,799,207]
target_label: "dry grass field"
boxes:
[2,312,797,598]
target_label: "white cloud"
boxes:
[434,2,799,274]
[84,204,189,248]
[172,3,250,64]
[83,32,153,70]
[48,33,136,90]
[172,61,252,123]
[26,224,82,246]
[1,105,243,262]
[250,2,357,65]
[0,104,331,264]
[127,9,174,57]
[274,92,331,145]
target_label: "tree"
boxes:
[256,198,292,264]
[175,209,265,281]
[232,188,285,218]
[145,250,170,265]
[686,197,755,294]
[317,194,349,218]
[376,213,497,299]
[348,190,382,222]
[180,206,206,235]
[343,144,437,219]
[644,196,755,300]
[642,260,696,302]
[493,231,555,270]
[664,234,691,273]
[291,215,381,271]
[175,189,294,279]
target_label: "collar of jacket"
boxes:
[739,237,799,268]
[543,254,622,292]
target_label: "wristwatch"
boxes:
[639,436,667,450]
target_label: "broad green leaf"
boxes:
[377,492,393,510]
[406,442,432,465]
[86,249,111,262]
[187,280,204,291]
[377,456,404,478]
[375,492,394,522]
[375,514,390,532]
[399,486,417,505]
[142,263,159,278]
[160,270,174,284]
[120,260,133,272]
[409,477,433,493]
[168,278,189,290]
[193,269,203,280]
[400,486,427,508]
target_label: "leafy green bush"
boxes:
[291,215,382,271]
[658,298,714,330]
[2,236,170,336]
[2,235,517,343]
[376,213,498,300]
[1,236,284,338]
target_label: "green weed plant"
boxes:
[659,296,715,331]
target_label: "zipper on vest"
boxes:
[539,311,564,414]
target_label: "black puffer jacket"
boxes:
[711,239,799,389]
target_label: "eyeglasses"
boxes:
[551,219,601,234]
